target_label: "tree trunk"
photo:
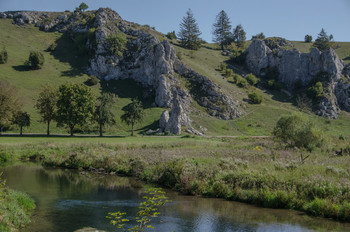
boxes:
[131,122,134,136]
[20,126,23,136]
[47,120,50,136]
[70,125,74,137]
[99,123,103,137]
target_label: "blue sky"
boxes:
[0,0,349,42]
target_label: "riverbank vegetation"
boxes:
[1,136,349,222]
[0,173,36,232]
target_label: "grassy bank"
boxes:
[1,136,350,222]
[0,173,35,232]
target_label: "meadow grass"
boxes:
[1,136,350,222]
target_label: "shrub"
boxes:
[235,76,248,88]
[229,48,246,65]
[248,92,263,104]
[219,62,226,71]
[245,73,259,86]
[47,43,56,51]
[304,34,312,43]
[0,48,8,64]
[307,81,324,99]
[28,51,44,69]
[177,51,182,60]
[273,113,325,151]
[225,68,234,78]
[166,31,177,40]
[85,75,99,86]
[104,33,127,56]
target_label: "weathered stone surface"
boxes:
[0,8,245,134]
[246,38,349,118]
[159,110,169,132]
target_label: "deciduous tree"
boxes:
[13,111,30,136]
[94,92,117,137]
[232,24,246,48]
[121,98,144,136]
[35,85,58,136]
[56,83,95,136]
[0,80,21,133]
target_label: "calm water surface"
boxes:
[2,163,350,232]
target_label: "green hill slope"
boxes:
[1,18,349,136]
[0,19,164,135]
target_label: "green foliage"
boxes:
[121,98,145,136]
[178,9,202,50]
[219,62,226,71]
[245,73,259,86]
[224,68,234,78]
[304,34,312,43]
[166,31,177,40]
[273,113,325,150]
[73,29,96,56]
[34,85,58,136]
[229,44,246,65]
[78,2,89,11]
[0,47,8,64]
[56,83,95,136]
[47,42,56,52]
[28,51,44,69]
[12,111,30,136]
[212,10,232,50]
[307,81,324,99]
[105,33,127,56]
[0,80,21,130]
[314,28,331,52]
[0,187,35,232]
[232,24,246,48]
[108,188,169,232]
[85,75,99,86]
[248,92,263,104]
[267,79,283,90]
[233,75,248,88]
[94,92,118,136]
[251,32,265,40]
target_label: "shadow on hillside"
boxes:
[344,56,350,61]
[50,33,89,77]
[12,65,31,72]
[100,78,156,110]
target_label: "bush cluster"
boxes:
[248,92,263,104]
[0,48,8,64]
[28,51,44,69]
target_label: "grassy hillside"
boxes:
[0,19,164,135]
[172,40,350,137]
[1,18,349,137]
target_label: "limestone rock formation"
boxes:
[245,38,349,118]
[2,8,245,134]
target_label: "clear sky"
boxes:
[0,0,349,42]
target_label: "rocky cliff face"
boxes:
[1,8,244,134]
[245,38,349,118]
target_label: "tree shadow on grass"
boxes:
[12,65,31,72]
[50,33,89,77]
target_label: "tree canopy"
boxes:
[35,85,58,136]
[13,111,30,136]
[105,34,127,57]
[78,2,89,11]
[313,28,332,52]
[178,9,202,50]
[94,92,117,137]
[56,83,95,136]
[232,24,246,48]
[0,80,21,131]
[121,98,144,136]
[212,10,232,50]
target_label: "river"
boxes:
[2,163,350,232]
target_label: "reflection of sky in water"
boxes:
[2,164,350,232]
[56,199,139,209]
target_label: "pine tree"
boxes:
[314,28,331,52]
[233,24,246,49]
[178,9,202,50]
[212,10,232,50]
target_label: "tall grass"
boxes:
[1,137,350,222]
